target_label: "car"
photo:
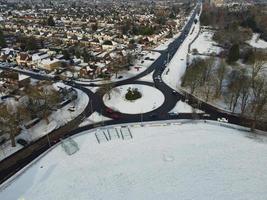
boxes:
[172,90,177,95]
[169,112,179,117]
[106,108,113,114]
[17,139,28,147]
[149,113,158,118]
[68,106,76,112]
[111,113,121,119]
[89,83,96,86]
[203,113,210,117]
[217,118,228,123]
[118,75,123,79]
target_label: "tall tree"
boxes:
[0,30,6,48]
[227,43,240,64]
[47,16,55,26]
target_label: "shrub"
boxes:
[125,87,142,101]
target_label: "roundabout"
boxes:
[103,84,165,114]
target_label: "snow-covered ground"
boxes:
[169,100,204,114]
[137,70,154,83]
[0,82,89,161]
[1,122,267,200]
[103,84,164,114]
[247,33,267,49]
[162,8,201,90]
[190,28,222,55]
[79,112,112,127]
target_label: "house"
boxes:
[16,53,32,66]
[39,58,62,71]
[0,71,30,88]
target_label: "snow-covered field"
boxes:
[247,33,267,49]
[162,9,201,89]
[1,122,267,200]
[103,84,164,114]
[190,28,222,55]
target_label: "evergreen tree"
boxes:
[47,16,55,26]
[0,30,6,48]
[227,44,240,64]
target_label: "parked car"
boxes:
[17,139,28,147]
[89,83,96,86]
[149,113,158,118]
[106,108,114,114]
[169,112,179,116]
[172,90,177,95]
[68,106,76,112]
[217,118,228,123]
[111,113,121,119]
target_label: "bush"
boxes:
[125,87,142,101]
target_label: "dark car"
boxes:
[149,113,157,118]
[89,83,96,86]
[106,108,114,114]
[172,90,177,95]
[17,139,28,147]
[111,113,121,119]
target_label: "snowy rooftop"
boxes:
[1,122,267,200]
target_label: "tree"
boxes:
[25,37,39,51]
[0,103,29,147]
[227,43,240,64]
[97,82,116,100]
[251,61,266,90]
[47,16,55,26]
[215,60,227,97]
[25,82,60,124]
[62,50,71,60]
[181,58,204,94]
[226,69,243,112]
[91,23,98,32]
[249,77,267,131]
[0,30,6,48]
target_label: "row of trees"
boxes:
[181,58,267,127]
[0,81,61,147]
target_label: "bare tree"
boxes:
[251,61,266,90]
[0,103,29,147]
[215,60,227,97]
[25,81,60,124]
[249,77,267,131]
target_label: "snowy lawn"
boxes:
[103,84,164,114]
[190,28,222,55]
[1,122,267,200]
[169,100,204,114]
[247,33,267,49]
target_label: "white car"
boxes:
[217,118,228,123]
